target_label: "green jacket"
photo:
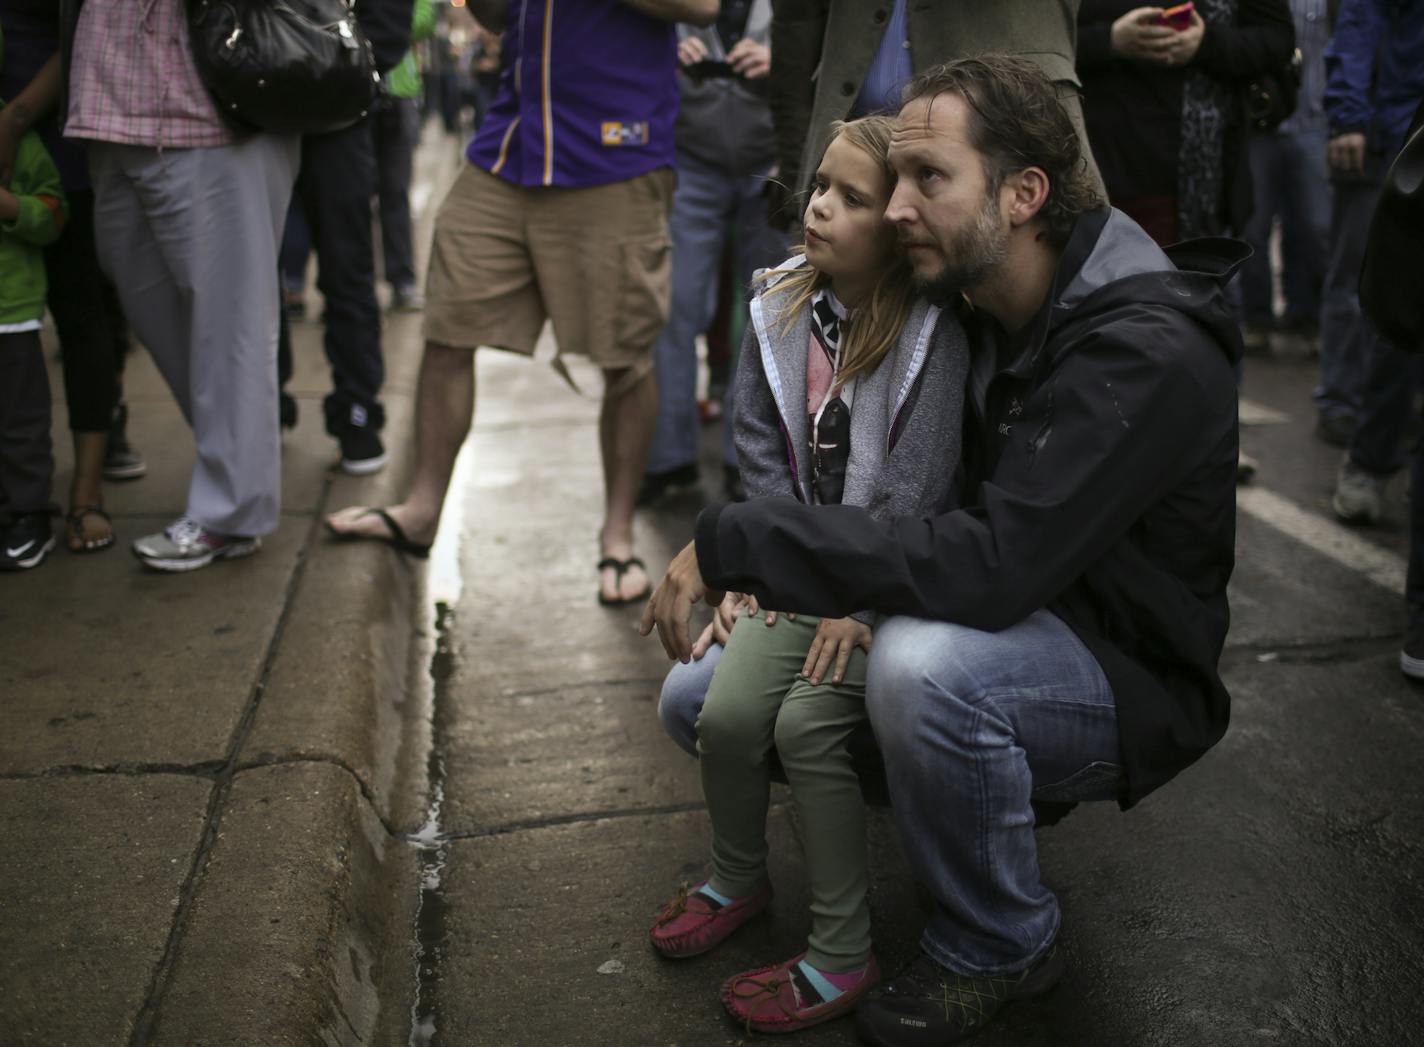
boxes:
[0,100,66,327]
[768,0,1103,207]
[386,0,437,99]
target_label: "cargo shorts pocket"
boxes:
[613,233,673,356]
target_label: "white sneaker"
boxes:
[131,517,260,572]
[1331,457,1387,524]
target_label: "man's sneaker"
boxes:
[104,402,147,481]
[339,402,387,475]
[0,513,56,571]
[1401,622,1424,680]
[636,463,699,506]
[1332,457,1387,524]
[855,947,1064,1047]
[390,285,425,313]
[132,517,260,572]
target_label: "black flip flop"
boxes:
[326,507,432,559]
[597,556,652,606]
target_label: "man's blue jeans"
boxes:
[657,608,1122,975]
[647,152,786,473]
[1241,128,1330,327]
[1318,155,1396,423]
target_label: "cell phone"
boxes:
[685,59,737,81]
[1156,2,1194,30]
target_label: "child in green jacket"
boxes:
[0,25,67,570]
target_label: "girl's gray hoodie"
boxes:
[733,255,970,553]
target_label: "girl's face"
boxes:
[802,135,897,303]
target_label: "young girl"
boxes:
[648,117,970,1033]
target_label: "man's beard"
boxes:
[910,196,1009,305]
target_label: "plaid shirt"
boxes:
[65,0,234,148]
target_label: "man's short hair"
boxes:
[901,55,1103,246]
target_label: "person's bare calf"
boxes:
[325,340,475,547]
[598,364,658,603]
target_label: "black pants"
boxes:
[287,117,384,435]
[45,189,127,433]
[373,95,420,292]
[0,330,54,516]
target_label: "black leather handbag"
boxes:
[1245,47,1303,133]
[187,0,381,135]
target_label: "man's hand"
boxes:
[678,35,709,67]
[640,540,725,662]
[1109,8,1178,64]
[1328,132,1367,176]
[800,617,872,686]
[727,38,771,80]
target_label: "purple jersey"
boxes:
[467,0,679,188]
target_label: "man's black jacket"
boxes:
[696,207,1247,807]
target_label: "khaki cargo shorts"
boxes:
[423,164,674,370]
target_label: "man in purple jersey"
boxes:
[327,0,716,605]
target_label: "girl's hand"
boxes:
[727,37,771,80]
[692,592,743,658]
[800,617,872,686]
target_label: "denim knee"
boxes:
[866,617,981,756]
[657,647,720,757]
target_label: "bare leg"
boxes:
[598,366,658,601]
[66,430,112,550]
[326,340,474,545]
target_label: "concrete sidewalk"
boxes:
[0,131,475,1045]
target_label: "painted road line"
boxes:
[1237,485,1406,595]
[1239,398,1290,426]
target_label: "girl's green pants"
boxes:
[695,612,871,971]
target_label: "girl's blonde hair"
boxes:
[758,116,915,386]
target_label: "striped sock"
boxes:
[793,959,869,1004]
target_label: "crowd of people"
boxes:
[2,0,1422,1044]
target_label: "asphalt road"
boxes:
[406,339,1424,1047]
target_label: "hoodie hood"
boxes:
[1045,207,1249,368]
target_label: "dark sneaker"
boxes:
[855,947,1064,1046]
[1401,622,1424,680]
[104,402,147,481]
[0,513,56,571]
[338,402,388,475]
[636,463,700,507]
[132,517,259,572]
[279,392,299,431]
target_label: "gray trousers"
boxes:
[0,330,54,517]
[89,135,299,536]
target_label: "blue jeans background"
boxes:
[1241,128,1330,327]
[657,608,1122,975]
[647,152,786,474]
[1318,155,1397,423]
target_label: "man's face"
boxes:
[886,93,1010,302]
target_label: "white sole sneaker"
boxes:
[0,534,56,571]
[133,537,261,572]
[1400,650,1424,680]
[341,452,388,476]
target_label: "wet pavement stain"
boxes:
[408,603,456,1047]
